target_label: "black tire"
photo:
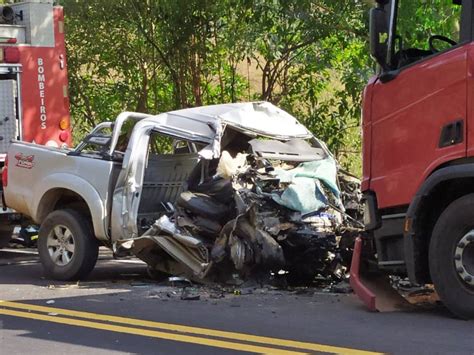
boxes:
[38,209,99,281]
[429,194,474,319]
[0,224,14,248]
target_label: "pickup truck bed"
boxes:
[5,141,120,240]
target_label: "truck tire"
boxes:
[430,194,474,319]
[0,225,14,248]
[38,209,99,281]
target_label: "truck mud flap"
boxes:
[350,237,412,312]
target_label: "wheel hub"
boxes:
[47,225,75,266]
[454,230,474,287]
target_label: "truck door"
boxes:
[110,126,200,242]
[369,1,468,209]
[110,127,151,241]
[370,45,468,208]
[466,44,474,157]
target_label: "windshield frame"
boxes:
[381,0,472,72]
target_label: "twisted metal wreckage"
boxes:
[117,102,363,285]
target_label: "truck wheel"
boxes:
[38,209,98,281]
[0,225,14,248]
[430,194,474,319]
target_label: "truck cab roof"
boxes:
[145,101,312,140]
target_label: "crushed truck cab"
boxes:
[4,102,362,283]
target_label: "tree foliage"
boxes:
[59,0,461,174]
[61,0,373,173]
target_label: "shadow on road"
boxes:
[1,245,472,354]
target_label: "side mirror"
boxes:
[369,7,389,69]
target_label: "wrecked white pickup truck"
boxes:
[4,102,362,283]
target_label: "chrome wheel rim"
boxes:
[454,230,474,287]
[47,225,75,266]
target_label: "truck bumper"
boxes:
[0,191,21,219]
[350,236,377,311]
[350,236,412,312]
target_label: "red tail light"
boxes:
[59,131,69,142]
[2,156,8,188]
[4,47,20,63]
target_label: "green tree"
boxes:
[62,0,375,173]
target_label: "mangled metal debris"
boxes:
[115,102,363,286]
[121,157,361,285]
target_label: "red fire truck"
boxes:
[0,0,71,244]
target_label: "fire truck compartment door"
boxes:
[0,80,18,155]
[0,25,26,44]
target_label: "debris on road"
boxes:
[329,281,353,294]
[180,288,201,301]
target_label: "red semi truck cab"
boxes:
[0,0,71,154]
[360,0,474,318]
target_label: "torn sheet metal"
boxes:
[218,102,310,138]
[149,101,311,143]
[127,150,361,284]
[142,148,358,283]
[211,207,286,274]
[198,117,224,159]
[138,215,211,278]
[119,106,362,285]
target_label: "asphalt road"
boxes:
[0,247,473,355]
